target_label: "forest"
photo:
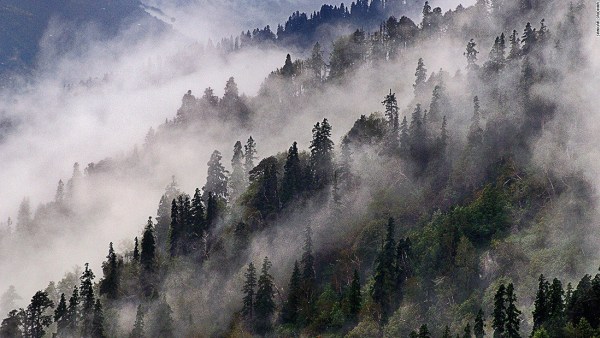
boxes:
[0,0,598,337]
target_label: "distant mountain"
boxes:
[0,0,169,82]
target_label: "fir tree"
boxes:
[154,298,174,338]
[532,274,550,332]
[244,137,258,175]
[474,309,485,338]
[465,39,479,70]
[493,284,506,338]
[130,305,145,338]
[230,141,246,201]
[169,198,182,257]
[505,283,521,338]
[371,218,397,322]
[54,293,68,336]
[140,217,157,298]
[281,142,302,206]
[467,96,484,147]
[521,22,536,55]
[80,263,96,337]
[0,309,23,338]
[242,262,257,322]
[414,58,428,94]
[300,225,316,324]
[255,257,275,334]
[383,89,399,132]
[418,324,432,338]
[463,323,472,338]
[66,286,80,334]
[91,300,105,338]
[203,150,229,202]
[133,237,140,262]
[281,261,301,325]
[310,119,334,190]
[205,191,218,230]
[23,291,54,338]
[346,269,362,321]
[399,116,410,157]
[507,30,521,60]
[308,42,325,82]
[99,242,119,300]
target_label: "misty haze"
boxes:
[0,0,599,337]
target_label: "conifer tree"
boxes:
[55,293,68,336]
[307,42,325,82]
[91,300,105,338]
[205,192,218,230]
[154,298,174,338]
[130,305,145,338]
[133,237,140,262]
[281,261,301,325]
[371,218,397,322]
[468,96,484,147]
[203,150,229,202]
[230,141,246,201]
[428,84,448,123]
[242,262,257,322]
[255,257,275,334]
[505,283,521,338]
[281,142,302,206]
[532,274,549,331]
[140,217,157,298]
[300,225,316,324]
[244,137,258,175]
[383,90,399,132]
[169,198,182,257]
[1,309,23,337]
[55,179,65,203]
[474,309,485,338]
[465,39,479,70]
[493,284,506,337]
[399,116,410,157]
[507,30,521,60]
[547,278,564,322]
[310,119,334,190]
[442,325,452,338]
[521,22,536,55]
[23,291,54,338]
[99,242,119,300]
[346,269,362,321]
[418,324,432,338]
[414,58,428,94]
[463,323,472,338]
[66,286,80,333]
[80,263,96,336]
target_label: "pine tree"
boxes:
[532,274,550,331]
[23,291,54,338]
[418,324,432,338]
[307,42,325,82]
[189,188,206,253]
[465,39,479,70]
[300,225,316,324]
[467,96,484,147]
[281,261,301,325]
[310,119,334,190]
[154,298,174,338]
[493,284,506,338]
[230,141,246,201]
[203,150,229,201]
[463,323,472,338]
[507,30,521,60]
[547,278,564,322]
[255,257,275,334]
[281,142,302,206]
[244,137,258,175]
[428,84,448,123]
[371,218,397,322]
[442,325,452,338]
[474,309,485,338]
[346,269,362,321]
[281,54,295,77]
[242,262,257,322]
[133,237,140,262]
[91,300,105,338]
[399,116,410,157]
[205,191,218,230]
[0,309,23,337]
[169,198,182,257]
[99,242,119,300]
[505,283,521,338]
[80,263,96,337]
[383,90,399,132]
[155,177,180,252]
[54,293,68,336]
[55,180,65,203]
[66,286,80,334]
[140,217,157,298]
[414,58,427,94]
[521,22,536,55]
[130,305,145,338]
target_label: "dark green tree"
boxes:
[418,324,432,338]
[153,298,174,338]
[230,141,246,201]
[505,283,521,338]
[371,218,397,322]
[507,30,521,60]
[463,323,472,338]
[399,115,410,157]
[465,39,479,70]
[140,217,157,298]
[0,309,23,338]
[467,96,484,147]
[532,274,550,332]
[521,22,536,55]
[307,42,325,82]
[133,237,140,262]
[474,309,485,338]
[383,90,399,132]
[99,242,120,300]
[255,257,275,334]
[281,142,302,206]
[91,299,105,338]
[346,269,362,321]
[310,119,334,190]
[241,262,257,322]
[244,137,258,175]
[79,263,96,337]
[281,261,301,325]
[414,58,427,94]
[493,284,506,338]
[300,225,316,325]
[66,286,79,334]
[442,325,452,338]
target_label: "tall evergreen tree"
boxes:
[130,305,145,338]
[467,96,484,147]
[80,263,96,337]
[310,119,334,190]
[140,217,157,298]
[281,142,302,206]
[230,141,246,201]
[507,30,521,60]
[0,309,23,338]
[244,137,258,175]
[474,309,485,338]
[203,150,229,202]
[133,237,140,262]
[521,22,536,55]
[399,116,410,157]
[255,257,275,334]
[241,262,257,322]
[23,291,54,338]
[153,298,174,338]
[532,274,550,332]
[383,90,399,132]
[505,283,521,338]
[281,261,301,325]
[300,225,316,324]
[91,300,105,338]
[463,323,472,338]
[66,286,80,334]
[371,218,397,322]
[99,242,119,300]
[346,269,362,321]
[307,42,325,82]
[493,284,507,338]
[169,198,182,257]
[54,293,68,336]
[414,58,428,94]
[465,39,479,70]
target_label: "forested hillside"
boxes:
[0,0,598,337]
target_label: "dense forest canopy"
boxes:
[0,0,599,337]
